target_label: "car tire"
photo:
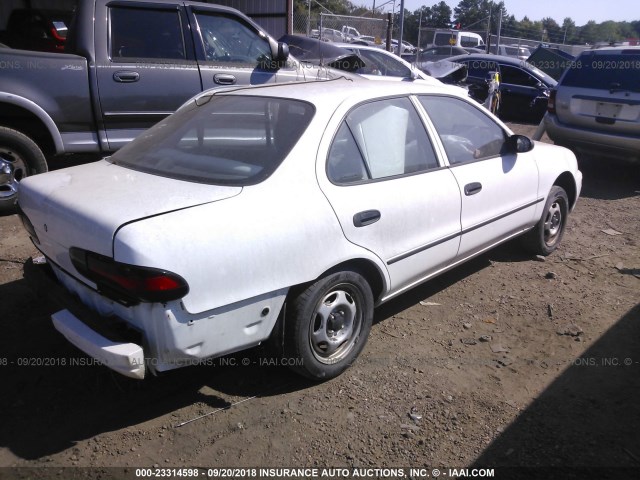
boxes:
[284,270,374,381]
[0,127,48,213]
[522,186,569,256]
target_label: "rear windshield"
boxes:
[110,95,315,186]
[562,51,640,91]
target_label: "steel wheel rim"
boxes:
[309,285,362,365]
[0,149,27,201]
[544,200,563,246]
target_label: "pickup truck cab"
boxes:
[0,0,337,211]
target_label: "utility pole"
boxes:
[397,0,405,55]
[495,6,502,51]
[485,7,492,53]
[416,8,423,54]
[307,0,311,36]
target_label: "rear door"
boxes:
[95,2,202,150]
[556,50,640,137]
[318,96,462,295]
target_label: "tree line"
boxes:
[294,0,640,45]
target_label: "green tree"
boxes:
[453,0,507,34]
[561,17,576,44]
[430,1,453,27]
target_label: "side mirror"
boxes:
[506,134,534,154]
[267,39,289,69]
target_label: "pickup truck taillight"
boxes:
[69,247,189,304]
[547,89,557,115]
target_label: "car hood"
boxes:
[421,61,468,83]
[18,159,240,273]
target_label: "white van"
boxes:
[433,30,485,49]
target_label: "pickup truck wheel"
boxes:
[522,186,569,256]
[285,271,373,381]
[0,127,48,212]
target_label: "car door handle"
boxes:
[214,74,237,85]
[353,210,381,227]
[113,71,140,83]
[464,182,482,196]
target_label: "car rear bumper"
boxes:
[24,258,147,379]
[544,114,640,163]
[52,310,145,379]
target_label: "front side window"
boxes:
[500,65,539,87]
[419,96,506,165]
[110,96,315,186]
[327,97,439,184]
[194,12,271,65]
[110,7,185,60]
[353,49,411,77]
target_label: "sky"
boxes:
[369,0,640,26]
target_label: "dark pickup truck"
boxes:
[0,0,338,210]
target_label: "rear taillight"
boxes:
[69,247,189,304]
[547,89,557,115]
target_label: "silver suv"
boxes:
[544,46,640,163]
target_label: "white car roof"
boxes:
[212,77,466,107]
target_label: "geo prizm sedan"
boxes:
[18,79,582,381]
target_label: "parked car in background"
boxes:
[341,25,361,42]
[313,28,345,43]
[18,79,582,381]
[489,44,531,61]
[544,46,640,163]
[407,45,469,65]
[432,29,485,49]
[446,54,557,121]
[336,43,440,83]
[281,36,440,84]
[0,0,346,212]
[401,40,417,54]
[2,8,72,52]
[350,35,384,47]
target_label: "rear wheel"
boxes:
[0,127,48,213]
[284,271,374,381]
[522,186,569,256]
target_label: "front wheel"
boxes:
[0,127,48,213]
[522,186,569,256]
[284,271,374,381]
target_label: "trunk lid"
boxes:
[19,159,240,279]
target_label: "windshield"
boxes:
[562,51,640,91]
[111,96,315,186]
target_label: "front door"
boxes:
[417,95,539,260]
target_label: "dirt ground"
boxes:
[0,124,638,479]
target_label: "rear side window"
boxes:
[353,49,411,77]
[110,7,186,60]
[562,52,640,91]
[110,96,315,186]
[327,97,439,184]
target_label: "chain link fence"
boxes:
[292,12,388,45]
[487,34,589,57]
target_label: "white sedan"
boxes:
[18,79,582,381]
